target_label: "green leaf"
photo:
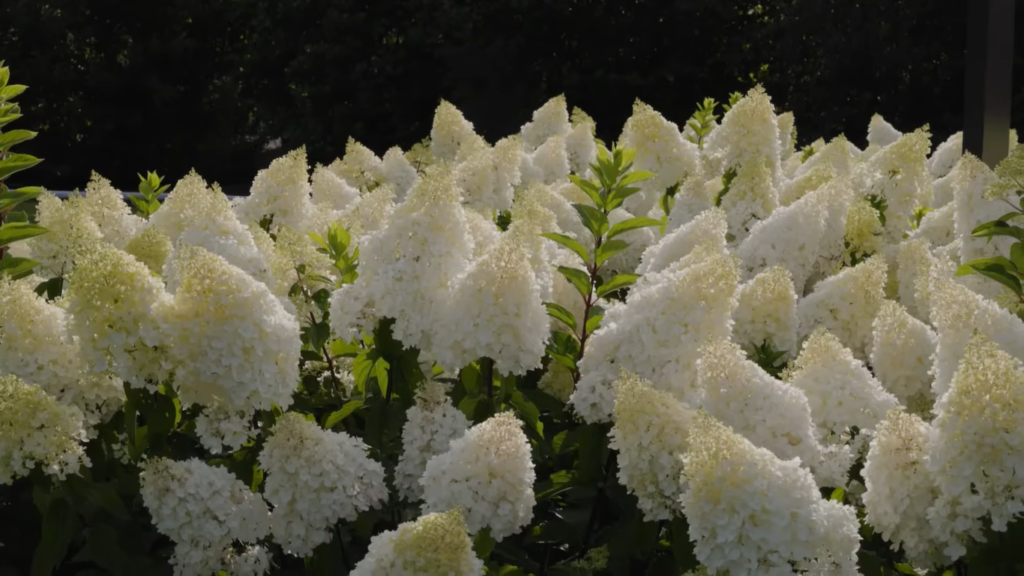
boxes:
[572,203,609,238]
[70,477,129,519]
[32,498,76,576]
[829,487,845,502]
[617,170,655,187]
[893,564,919,575]
[540,232,589,263]
[1011,242,1024,272]
[618,148,636,169]
[595,274,639,299]
[584,311,603,334]
[0,128,36,152]
[568,174,603,208]
[0,114,23,128]
[308,232,329,252]
[473,527,496,560]
[0,186,43,210]
[0,255,39,279]
[374,357,390,397]
[670,517,700,573]
[0,153,42,180]
[556,266,592,299]
[352,350,376,393]
[510,391,543,438]
[0,84,27,102]
[960,261,1023,295]
[322,400,364,429]
[0,221,47,247]
[606,216,662,240]
[0,67,8,91]
[595,239,630,266]
[543,302,577,332]
[605,186,642,211]
[330,338,361,358]
[5,210,27,222]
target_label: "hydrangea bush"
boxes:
[5,58,1024,574]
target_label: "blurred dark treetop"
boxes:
[0,0,1014,194]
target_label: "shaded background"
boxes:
[0,0,1012,194]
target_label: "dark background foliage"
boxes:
[0,0,1015,193]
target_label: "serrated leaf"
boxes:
[322,400,364,429]
[617,170,655,187]
[595,239,630,266]
[596,273,639,298]
[0,128,36,152]
[556,266,592,299]
[540,232,589,263]
[568,174,603,207]
[0,153,42,180]
[572,203,608,238]
[0,221,47,247]
[543,302,577,332]
[606,216,662,240]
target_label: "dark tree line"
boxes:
[0,0,1010,193]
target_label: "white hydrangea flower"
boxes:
[538,361,575,402]
[603,207,657,273]
[431,101,485,162]
[862,410,946,569]
[331,139,383,190]
[719,157,778,245]
[521,95,570,150]
[194,406,253,453]
[680,413,861,575]
[124,225,174,275]
[139,457,271,576]
[522,134,570,186]
[870,301,937,415]
[927,334,1024,560]
[618,100,699,216]
[338,183,396,241]
[637,207,727,277]
[330,164,475,351]
[379,146,420,200]
[797,255,888,360]
[81,172,144,248]
[664,167,717,233]
[64,244,171,386]
[953,154,1007,265]
[235,147,317,232]
[26,192,105,277]
[928,131,962,180]
[695,338,848,486]
[732,265,798,355]
[858,128,933,244]
[311,163,361,210]
[259,413,387,557]
[895,238,942,320]
[421,412,536,541]
[843,197,884,262]
[703,86,782,183]
[926,276,1024,399]
[778,163,834,206]
[395,381,470,502]
[156,246,300,430]
[908,201,955,247]
[456,138,521,213]
[565,118,598,176]
[222,545,272,576]
[0,374,89,484]
[793,136,858,180]
[610,372,696,520]
[776,111,796,157]
[867,114,902,147]
[788,327,900,446]
[572,250,740,422]
[352,509,484,576]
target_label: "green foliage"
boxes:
[800,144,816,163]
[128,171,168,218]
[0,62,45,276]
[309,223,360,285]
[713,167,739,207]
[749,339,788,379]
[910,205,932,230]
[685,98,718,149]
[722,91,743,112]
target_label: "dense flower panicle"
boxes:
[862,410,945,568]
[151,170,238,240]
[338,183,396,240]
[155,246,300,437]
[379,146,421,200]
[870,301,937,414]
[431,101,484,162]
[797,255,888,359]
[521,95,570,150]
[565,119,598,175]
[776,111,796,157]
[572,251,740,422]
[788,327,900,445]
[456,139,521,212]
[395,381,471,501]
[330,164,475,351]
[221,546,272,576]
[928,131,963,180]
[0,374,89,484]
[860,128,933,243]
[270,225,336,315]
[927,334,1024,559]
[926,276,1024,399]
[311,163,361,210]
[194,406,253,454]
[843,197,884,262]
[732,265,798,355]
[618,100,699,215]
[420,412,536,541]
[538,361,575,402]
[521,134,570,186]
[953,154,1008,266]
[27,192,105,277]
[81,172,144,248]
[65,244,170,386]
[124,225,174,275]
[331,139,384,190]
[778,163,834,206]
[139,457,271,576]
[895,239,940,320]
[703,86,782,183]
[908,201,955,248]
[604,207,658,272]
[637,207,728,277]
[259,413,387,557]
[867,114,902,148]
[719,157,778,245]
[0,279,124,427]
[664,167,717,232]
[694,339,845,486]
[793,136,859,180]
[236,147,317,232]
[610,372,696,520]
[680,413,861,575]
[352,509,484,576]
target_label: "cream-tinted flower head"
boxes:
[65,244,170,386]
[638,207,728,276]
[794,135,858,179]
[378,146,420,201]
[928,131,963,180]
[521,94,570,150]
[431,100,484,162]
[797,255,888,360]
[719,156,778,244]
[618,100,699,198]
[732,265,798,355]
[861,127,933,243]
[779,163,835,206]
[338,183,396,240]
[81,172,143,248]
[311,163,361,210]
[870,300,936,415]
[332,138,383,190]
[703,86,781,180]
[396,380,470,501]
[124,225,174,275]
[0,374,89,484]
[611,371,696,520]
[237,147,316,232]
[151,170,236,241]
[776,111,796,156]
[28,191,105,277]
[352,509,484,576]
[843,197,884,263]
[421,412,536,541]
[867,114,902,148]
[680,413,861,574]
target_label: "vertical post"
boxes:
[964,0,1016,168]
